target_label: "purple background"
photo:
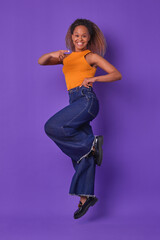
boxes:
[1,0,160,239]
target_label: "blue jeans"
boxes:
[44,86,99,197]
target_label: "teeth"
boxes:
[77,42,83,45]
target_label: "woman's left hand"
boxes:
[80,77,96,88]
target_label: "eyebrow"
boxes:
[74,32,87,34]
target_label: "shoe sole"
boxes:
[74,197,98,219]
[96,135,103,166]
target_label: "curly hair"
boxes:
[65,19,107,57]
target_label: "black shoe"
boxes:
[93,135,103,166]
[74,196,98,219]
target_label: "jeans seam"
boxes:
[77,136,96,164]
[88,97,96,117]
[86,96,99,118]
[61,103,88,137]
[69,193,96,197]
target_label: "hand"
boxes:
[50,50,70,61]
[80,77,96,88]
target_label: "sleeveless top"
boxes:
[62,49,96,91]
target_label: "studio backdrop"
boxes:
[0,0,160,227]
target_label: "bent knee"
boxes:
[44,121,51,135]
[44,120,57,134]
[44,120,63,137]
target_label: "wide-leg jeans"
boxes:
[44,85,99,197]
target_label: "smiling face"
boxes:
[71,25,91,52]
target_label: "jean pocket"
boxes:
[87,96,99,118]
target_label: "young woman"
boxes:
[38,18,122,219]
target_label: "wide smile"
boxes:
[76,42,84,46]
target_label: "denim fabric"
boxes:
[44,85,99,196]
[69,154,96,197]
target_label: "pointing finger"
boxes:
[61,50,70,53]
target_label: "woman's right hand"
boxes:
[38,50,70,65]
[50,50,70,61]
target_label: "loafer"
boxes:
[93,135,103,166]
[74,196,98,219]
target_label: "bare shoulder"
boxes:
[85,52,100,68]
[85,52,106,68]
[86,52,120,73]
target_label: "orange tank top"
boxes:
[62,49,96,91]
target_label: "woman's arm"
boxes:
[38,50,69,65]
[81,53,122,87]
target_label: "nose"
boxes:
[78,36,82,41]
